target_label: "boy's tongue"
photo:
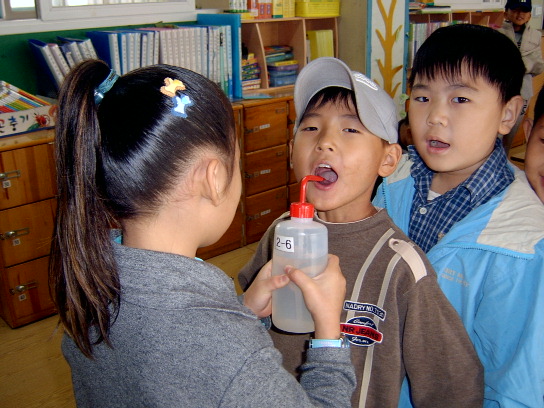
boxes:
[315,167,338,185]
[429,140,450,148]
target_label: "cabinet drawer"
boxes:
[0,256,56,328]
[244,101,288,152]
[288,182,301,204]
[245,186,288,244]
[0,143,56,210]
[0,199,56,267]
[244,145,288,196]
[197,204,243,260]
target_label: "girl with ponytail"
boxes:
[50,60,354,406]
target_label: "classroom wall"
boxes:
[338,0,366,74]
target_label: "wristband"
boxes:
[309,337,349,348]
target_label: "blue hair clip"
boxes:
[94,69,119,105]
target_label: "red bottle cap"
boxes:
[290,175,325,218]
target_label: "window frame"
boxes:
[0,0,204,35]
[39,0,194,21]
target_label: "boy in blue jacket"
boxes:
[374,23,544,407]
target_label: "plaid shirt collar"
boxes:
[408,138,514,207]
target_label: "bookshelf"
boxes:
[409,9,504,27]
[408,9,504,68]
[241,16,338,94]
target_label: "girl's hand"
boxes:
[287,255,345,339]
[243,261,289,318]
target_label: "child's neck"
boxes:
[430,171,473,195]
[513,22,525,32]
[317,204,377,224]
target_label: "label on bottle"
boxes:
[275,235,294,253]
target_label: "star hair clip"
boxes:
[160,77,194,118]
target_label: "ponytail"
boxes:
[50,60,120,358]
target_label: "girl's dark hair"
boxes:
[409,24,525,103]
[50,60,235,358]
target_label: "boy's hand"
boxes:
[243,261,289,318]
[287,255,345,339]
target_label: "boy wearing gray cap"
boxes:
[238,57,483,408]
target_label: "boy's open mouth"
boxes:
[429,140,450,148]
[314,164,338,186]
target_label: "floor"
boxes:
[0,243,258,408]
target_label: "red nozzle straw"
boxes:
[299,175,325,203]
[290,175,325,218]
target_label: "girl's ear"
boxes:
[523,117,534,143]
[202,158,225,206]
[499,95,524,135]
[378,143,402,178]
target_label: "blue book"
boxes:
[86,31,122,74]
[197,13,242,99]
[28,39,64,95]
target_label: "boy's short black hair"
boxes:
[302,86,355,122]
[409,24,525,103]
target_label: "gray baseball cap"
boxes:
[294,57,398,144]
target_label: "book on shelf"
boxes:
[419,5,452,13]
[197,13,243,99]
[407,21,451,67]
[48,43,71,77]
[86,30,122,74]
[57,36,98,61]
[28,39,65,92]
[28,21,240,100]
[59,40,84,65]
[267,59,298,67]
[272,0,283,18]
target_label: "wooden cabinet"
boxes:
[0,96,296,327]
[241,17,338,94]
[0,129,57,328]
[239,97,291,244]
[197,104,245,259]
[245,186,288,244]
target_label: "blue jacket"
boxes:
[374,155,544,408]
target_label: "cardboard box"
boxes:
[0,82,57,138]
[295,0,340,17]
[0,105,57,138]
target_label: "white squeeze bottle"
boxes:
[271,175,328,333]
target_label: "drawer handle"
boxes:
[0,170,21,181]
[245,169,271,179]
[245,123,271,134]
[247,209,271,221]
[9,281,38,295]
[0,228,30,240]
[275,108,286,114]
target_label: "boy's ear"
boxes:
[499,95,524,135]
[523,117,534,143]
[378,143,402,178]
[289,138,294,169]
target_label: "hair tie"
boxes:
[94,70,119,105]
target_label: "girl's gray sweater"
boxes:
[62,240,355,407]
